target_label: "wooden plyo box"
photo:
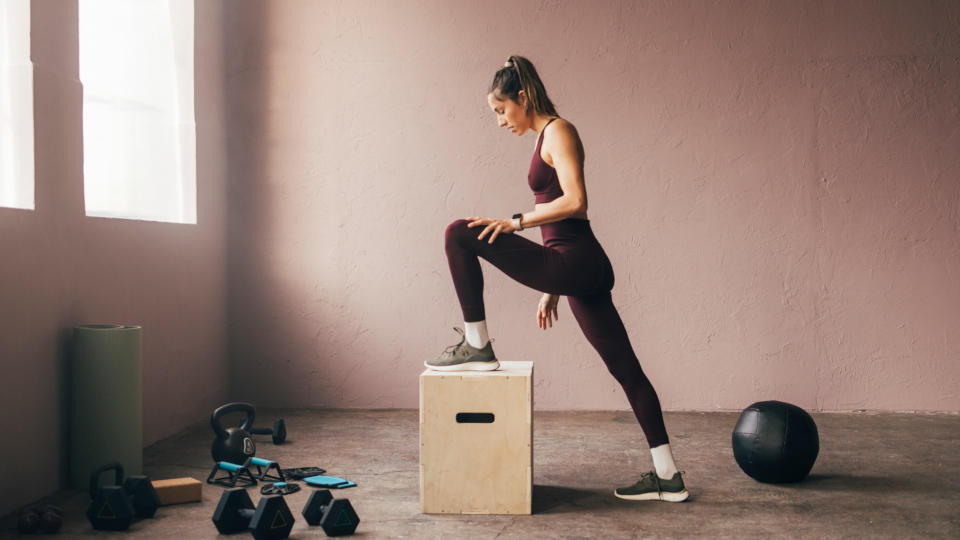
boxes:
[419,361,533,515]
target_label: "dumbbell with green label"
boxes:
[302,489,359,536]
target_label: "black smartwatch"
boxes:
[511,213,524,231]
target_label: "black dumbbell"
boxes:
[124,475,161,518]
[251,417,287,445]
[87,462,160,531]
[302,490,360,536]
[212,488,295,540]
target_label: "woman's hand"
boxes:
[467,216,517,244]
[537,293,560,330]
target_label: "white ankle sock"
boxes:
[651,443,679,480]
[464,320,489,348]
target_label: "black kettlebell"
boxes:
[211,402,257,464]
[87,463,136,531]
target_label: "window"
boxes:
[0,0,34,211]
[79,0,195,223]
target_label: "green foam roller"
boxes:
[70,324,143,490]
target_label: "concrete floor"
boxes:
[3,409,958,538]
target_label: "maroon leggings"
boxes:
[444,218,670,447]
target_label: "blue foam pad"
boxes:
[304,475,356,488]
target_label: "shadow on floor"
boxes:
[533,484,610,513]
[781,473,918,493]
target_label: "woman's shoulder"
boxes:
[544,117,582,144]
[547,116,577,134]
[543,117,584,156]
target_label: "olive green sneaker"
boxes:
[424,327,499,371]
[614,471,689,502]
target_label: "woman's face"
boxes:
[487,92,529,136]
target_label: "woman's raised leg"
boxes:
[444,218,577,322]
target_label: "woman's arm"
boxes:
[469,120,588,243]
[519,120,587,229]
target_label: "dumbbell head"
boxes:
[213,489,255,534]
[302,490,359,536]
[302,490,333,525]
[272,418,286,444]
[249,495,295,540]
[213,488,295,540]
[123,476,161,518]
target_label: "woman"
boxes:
[426,55,688,502]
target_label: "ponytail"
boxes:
[489,55,558,117]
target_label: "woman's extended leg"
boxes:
[566,291,688,501]
[566,291,670,449]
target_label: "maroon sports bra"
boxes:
[528,117,563,204]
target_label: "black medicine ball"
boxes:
[732,400,819,483]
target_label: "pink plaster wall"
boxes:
[0,1,229,515]
[227,0,960,414]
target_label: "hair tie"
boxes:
[503,60,513,68]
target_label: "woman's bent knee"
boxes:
[445,219,472,247]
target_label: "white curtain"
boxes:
[0,0,34,211]
[80,0,195,224]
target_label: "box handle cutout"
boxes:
[456,412,495,423]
